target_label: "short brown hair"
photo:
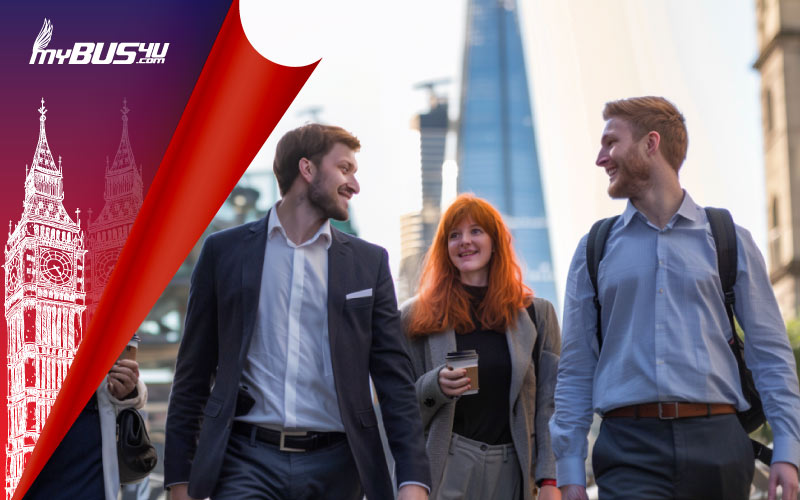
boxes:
[273,123,361,195]
[603,96,688,171]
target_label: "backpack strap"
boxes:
[705,207,737,330]
[586,215,619,351]
[704,207,772,462]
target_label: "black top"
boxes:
[452,284,513,445]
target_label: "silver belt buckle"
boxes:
[658,402,679,420]
[279,430,308,452]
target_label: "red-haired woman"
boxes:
[402,194,561,500]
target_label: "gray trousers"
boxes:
[437,433,522,500]
[211,429,363,500]
[592,414,754,500]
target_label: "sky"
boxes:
[240,0,765,304]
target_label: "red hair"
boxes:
[603,96,687,172]
[407,194,532,337]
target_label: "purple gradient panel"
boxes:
[0,0,232,478]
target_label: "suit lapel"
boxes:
[239,212,269,359]
[506,308,536,410]
[327,228,350,359]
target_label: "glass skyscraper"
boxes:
[457,0,557,305]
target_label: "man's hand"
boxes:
[397,483,428,500]
[539,484,561,500]
[438,367,471,397]
[167,484,195,500]
[107,359,139,399]
[560,484,589,500]
[768,461,799,500]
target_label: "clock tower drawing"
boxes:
[86,100,144,326]
[4,99,86,499]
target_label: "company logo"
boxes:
[30,18,169,65]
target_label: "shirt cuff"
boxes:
[771,435,800,469]
[556,456,587,487]
[399,481,431,493]
[164,481,188,490]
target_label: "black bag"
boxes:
[117,407,158,484]
[586,207,772,465]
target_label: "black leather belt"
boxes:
[232,421,346,452]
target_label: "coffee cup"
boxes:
[445,350,479,395]
[118,341,138,362]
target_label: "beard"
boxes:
[608,149,651,199]
[308,175,349,221]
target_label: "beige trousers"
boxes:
[436,433,522,500]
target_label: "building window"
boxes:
[769,196,781,269]
[772,196,779,229]
[764,88,774,132]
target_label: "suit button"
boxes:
[424,398,435,407]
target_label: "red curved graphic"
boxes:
[13,0,318,497]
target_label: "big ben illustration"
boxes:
[4,99,86,498]
[86,99,143,326]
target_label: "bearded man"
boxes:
[164,124,430,500]
[550,97,800,500]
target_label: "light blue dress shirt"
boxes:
[550,192,800,486]
[236,205,344,432]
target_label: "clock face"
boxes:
[39,250,73,285]
[6,257,20,291]
[95,249,120,286]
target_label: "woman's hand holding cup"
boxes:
[438,366,472,397]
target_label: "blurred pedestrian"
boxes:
[26,336,147,500]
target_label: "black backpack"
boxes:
[586,207,772,464]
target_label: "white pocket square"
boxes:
[346,288,373,300]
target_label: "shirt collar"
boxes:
[674,190,700,223]
[621,189,699,228]
[267,201,332,249]
[620,200,640,227]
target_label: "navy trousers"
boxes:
[211,429,363,500]
[25,398,105,500]
[592,414,754,500]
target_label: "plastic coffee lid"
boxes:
[445,350,478,359]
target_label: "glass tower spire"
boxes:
[457,0,557,304]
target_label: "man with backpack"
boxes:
[549,96,800,500]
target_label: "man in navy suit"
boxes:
[164,124,431,500]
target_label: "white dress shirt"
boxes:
[236,204,344,431]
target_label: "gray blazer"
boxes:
[402,297,560,499]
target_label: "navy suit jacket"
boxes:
[164,214,431,499]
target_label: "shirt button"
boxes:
[659,288,664,294]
